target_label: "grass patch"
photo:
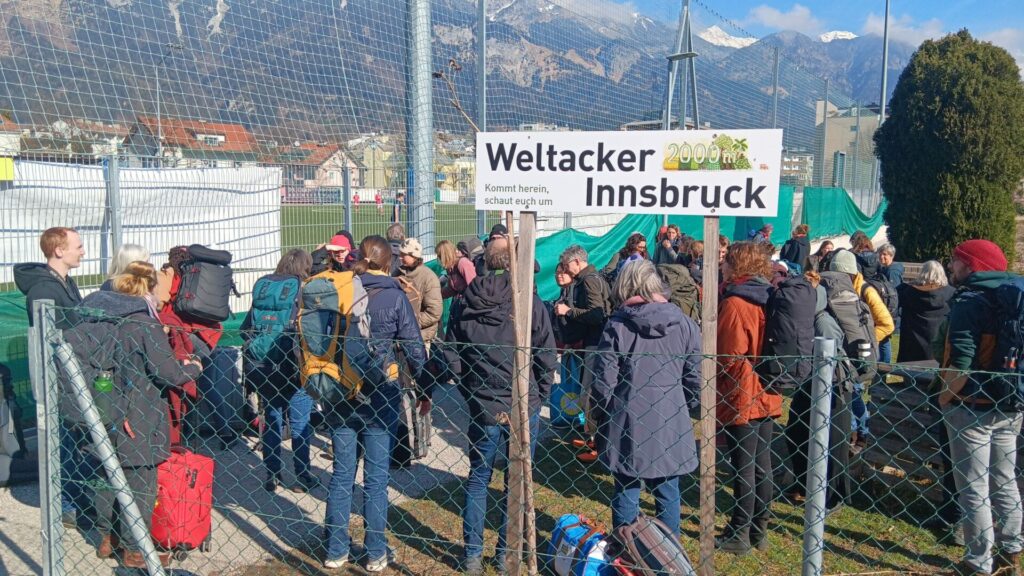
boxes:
[281,204,501,252]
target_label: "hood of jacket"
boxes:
[461,272,512,327]
[814,284,828,314]
[360,270,403,293]
[906,283,954,311]
[78,290,150,321]
[723,276,772,306]
[961,271,1017,291]
[855,250,880,278]
[14,263,66,295]
[612,301,679,338]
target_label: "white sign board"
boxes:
[476,129,783,216]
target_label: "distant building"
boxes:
[814,103,881,190]
[0,115,19,157]
[781,148,815,187]
[69,119,129,156]
[518,122,571,132]
[123,116,261,168]
[261,142,362,202]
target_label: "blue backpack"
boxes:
[244,274,302,365]
[983,277,1024,411]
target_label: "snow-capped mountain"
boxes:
[820,31,859,43]
[699,25,758,49]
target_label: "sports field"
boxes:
[281,203,501,251]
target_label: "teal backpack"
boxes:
[244,274,302,365]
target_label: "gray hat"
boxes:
[830,250,858,275]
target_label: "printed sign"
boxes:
[475,129,783,216]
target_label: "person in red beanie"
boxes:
[938,238,1022,575]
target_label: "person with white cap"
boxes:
[829,249,894,453]
[396,237,443,346]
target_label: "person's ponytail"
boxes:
[352,235,391,275]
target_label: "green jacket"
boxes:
[945,271,1016,372]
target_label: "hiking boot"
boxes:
[940,522,966,547]
[576,450,599,464]
[715,527,751,556]
[462,556,484,575]
[96,533,119,559]
[121,550,170,569]
[749,519,769,552]
[994,551,1021,576]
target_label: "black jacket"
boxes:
[451,271,558,425]
[561,265,611,348]
[779,236,811,271]
[14,263,82,328]
[896,283,955,363]
[63,291,200,467]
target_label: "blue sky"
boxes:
[633,0,1023,66]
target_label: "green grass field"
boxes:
[281,203,501,252]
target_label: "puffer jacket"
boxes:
[716,276,782,427]
[62,291,200,467]
[591,298,701,479]
[852,273,895,343]
[326,271,426,429]
[397,264,444,343]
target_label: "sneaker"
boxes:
[577,450,598,464]
[365,555,388,572]
[323,555,348,569]
[462,556,484,575]
[715,528,751,556]
[264,474,280,493]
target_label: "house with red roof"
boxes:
[123,115,262,168]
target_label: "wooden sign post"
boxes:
[698,216,719,576]
[505,210,539,576]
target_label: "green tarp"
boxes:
[802,187,888,241]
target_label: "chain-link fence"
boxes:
[21,298,1022,576]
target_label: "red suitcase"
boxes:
[152,447,215,560]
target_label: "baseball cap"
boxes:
[326,234,352,252]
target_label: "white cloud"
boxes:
[981,28,1024,75]
[744,4,825,36]
[861,12,945,47]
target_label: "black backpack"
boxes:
[819,272,878,382]
[173,244,236,323]
[861,275,899,322]
[978,277,1024,411]
[756,276,816,390]
[657,264,701,325]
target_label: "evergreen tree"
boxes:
[874,30,1024,263]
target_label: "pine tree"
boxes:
[874,30,1024,263]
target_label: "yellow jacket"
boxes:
[853,273,895,342]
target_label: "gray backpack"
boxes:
[819,272,878,382]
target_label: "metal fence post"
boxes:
[476,0,487,239]
[52,340,168,576]
[563,212,572,231]
[802,337,837,576]
[408,0,435,255]
[29,300,64,576]
[343,166,353,233]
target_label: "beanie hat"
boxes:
[954,239,1007,273]
[830,250,859,275]
[399,237,423,259]
[326,234,352,252]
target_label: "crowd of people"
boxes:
[14,221,1024,575]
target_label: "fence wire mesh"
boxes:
[25,298,1024,576]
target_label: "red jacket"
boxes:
[716,277,783,427]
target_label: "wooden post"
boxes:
[698,216,719,576]
[505,211,539,575]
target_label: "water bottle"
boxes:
[857,341,872,360]
[93,371,114,425]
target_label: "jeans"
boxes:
[944,405,1024,573]
[94,465,157,550]
[462,413,540,560]
[851,381,871,438]
[878,338,892,364]
[325,422,391,562]
[261,388,314,479]
[611,474,681,538]
[60,423,92,516]
[724,418,775,532]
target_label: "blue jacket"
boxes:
[327,271,426,428]
[591,301,701,479]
